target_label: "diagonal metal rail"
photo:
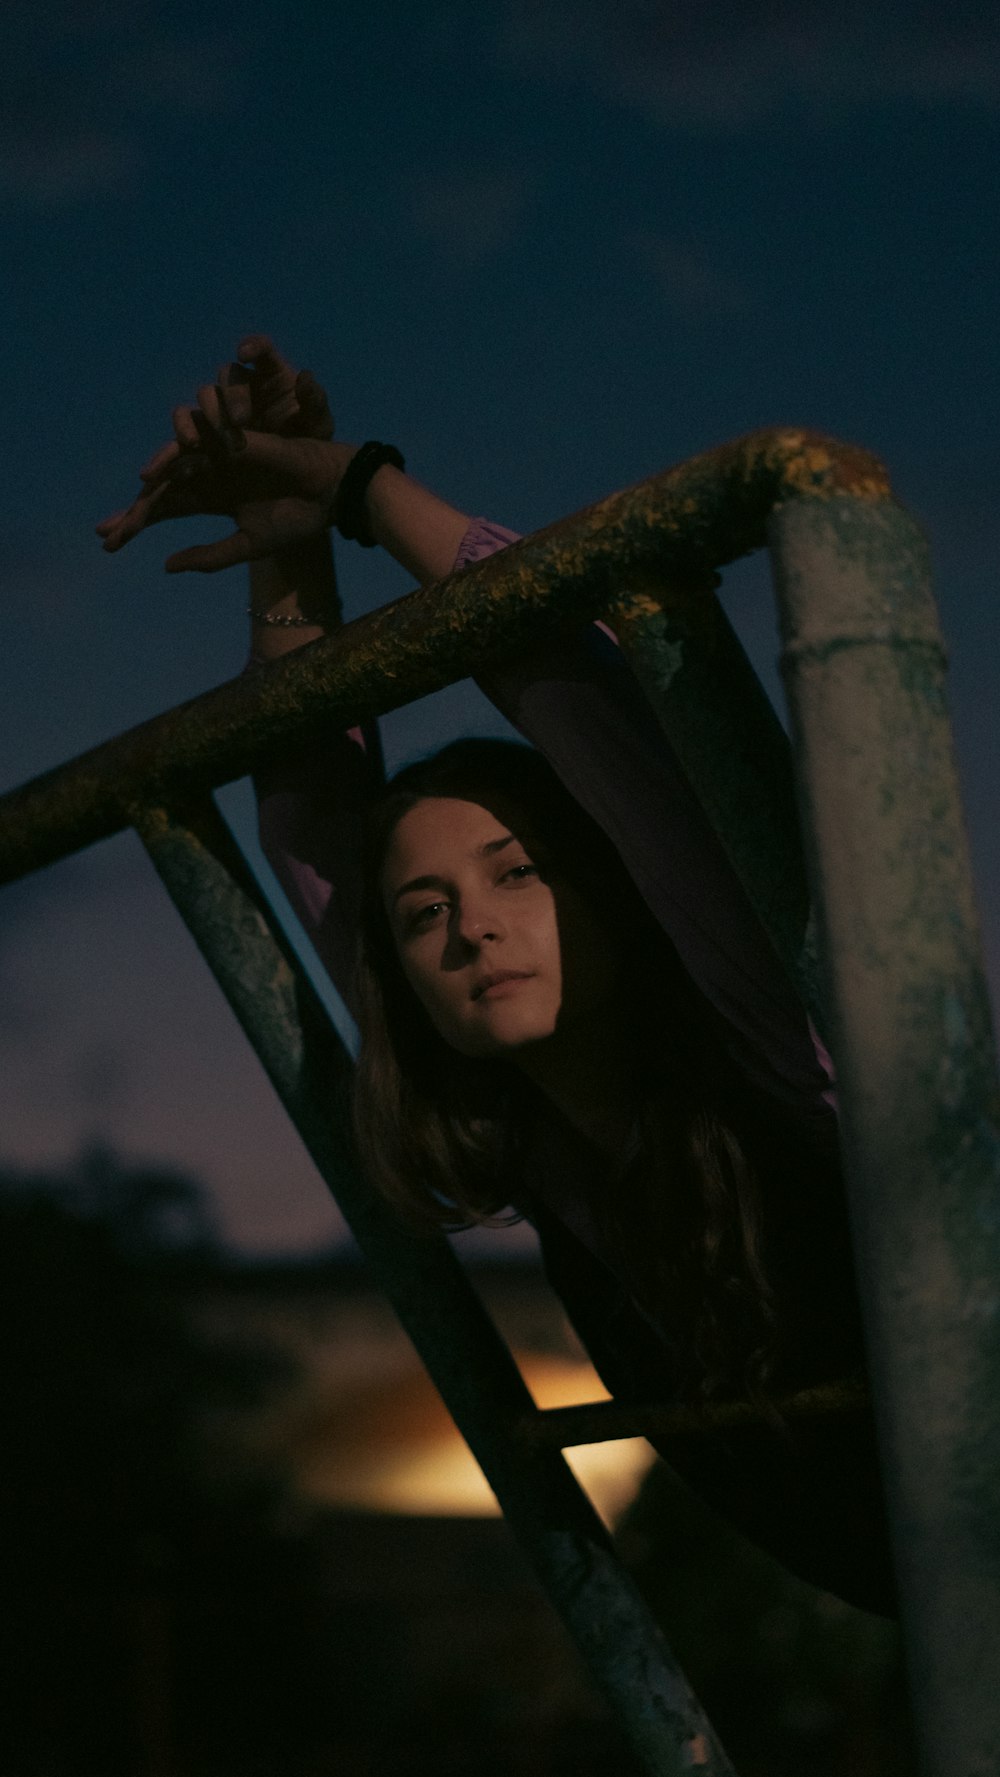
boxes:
[2,427,998,1775]
[132,793,732,1775]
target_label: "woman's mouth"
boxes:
[472,970,535,1000]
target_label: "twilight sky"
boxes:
[2,0,999,1253]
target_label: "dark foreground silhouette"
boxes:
[0,1148,910,1775]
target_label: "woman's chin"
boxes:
[457,1016,560,1061]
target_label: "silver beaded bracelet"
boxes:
[247,607,320,627]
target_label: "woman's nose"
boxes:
[455,899,506,945]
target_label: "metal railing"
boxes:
[2,428,997,1776]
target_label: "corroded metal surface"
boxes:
[772,496,1000,1777]
[137,793,737,1777]
[0,427,891,889]
[520,1378,870,1449]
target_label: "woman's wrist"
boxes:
[246,439,360,660]
[325,438,469,580]
[363,467,471,584]
[248,531,340,660]
[247,434,474,661]
[323,440,361,525]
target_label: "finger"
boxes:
[140,438,182,482]
[237,333,299,425]
[197,383,223,431]
[217,361,251,390]
[217,378,252,428]
[293,369,335,439]
[168,447,218,481]
[237,334,293,377]
[296,369,326,411]
[172,404,201,450]
[100,492,159,551]
[195,383,249,458]
[95,509,128,536]
[165,529,256,574]
[191,408,246,461]
[101,473,197,551]
[261,387,299,430]
[254,357,299,420]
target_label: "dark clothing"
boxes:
[525,1104,896,1615]
[254,515,897,1614]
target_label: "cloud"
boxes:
[492,0,1000,131]
[109,32,253,116]
[5,0,146,33]
[409,166,531,263]
[0,131,140,205]
[0,10,247,208]
[631,229,747,314]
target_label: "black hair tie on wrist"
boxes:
[334,440,406,547]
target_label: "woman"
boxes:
[99,337,895,1614]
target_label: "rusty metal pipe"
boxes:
[770,495,1000,1777]
[518,1379,870,1450]
[0,427,889,892]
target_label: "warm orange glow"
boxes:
[293,1351,655,1526]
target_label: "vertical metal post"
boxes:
[770,496,1000,1777]
[132,796,738,1777]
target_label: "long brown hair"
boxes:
[352,739,778,1401]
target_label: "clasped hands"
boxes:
[96,336,348,573]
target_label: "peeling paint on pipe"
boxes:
[771,495,1000,1777]
[521,1378,870,1449]
[0,427,889,889]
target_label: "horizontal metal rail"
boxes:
[0,427,888,890]
[519,1379,870,1450]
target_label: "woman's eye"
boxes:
[410,901,447,931]
[404,866,536,934]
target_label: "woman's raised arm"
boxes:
[98,339,826,1108]
[96,338,479,1017]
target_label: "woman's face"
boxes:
[380,795,620,1060]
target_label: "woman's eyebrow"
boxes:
[392,836,519,907]
[478,833,516,859]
